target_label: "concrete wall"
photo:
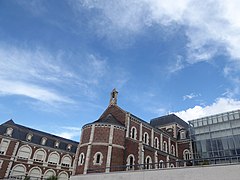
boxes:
[71,164,240,180]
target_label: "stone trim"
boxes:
[79,143,125,150]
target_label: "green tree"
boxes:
[47,175,58,180]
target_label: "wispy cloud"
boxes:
[54,126,82,140]
[75,1,240,62]
[16,0,47,16]
[0,45,75,105]
[0,80,73,104]
[71,0,240,98]
[0,43,129,110]
[183,93,201,101]
[174,97,240,121]
[167,55,185,74]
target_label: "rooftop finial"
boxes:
[109,88,118,105]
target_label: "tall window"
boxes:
[33,149,46,162]
[93,152,103,165]
[183,149,191,160]
[154,137,159,149]
[171,145,175,156]
[11,164,26,178]
[78,153,85,165]
[180,130,186,139]
[43,170,55,179]
[48,152,60,165]
[28,167,41,179]
[143,132,149,145]
[17,145,31,160]
[145,156,152,169]
[61,155,72,167]
[126,154,135,170]
[0,160,3,169]
[0,139,9,155]
[163,141,168,153]
[159,160,165,168]
[58,172,68,180]
[130,126,137,140]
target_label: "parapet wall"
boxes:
[71,164,240,180]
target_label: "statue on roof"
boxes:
[109,88,118,105]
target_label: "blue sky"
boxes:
[0,0,240,141]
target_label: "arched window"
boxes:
[170,163,175,168]
[11,164,26,178]
[145,156,152,169]
[143,132,149,145]
[61,155,72,167]
[0,139,10,155]
[183,149,191,160]
[159,160,165,168]
[163,141,168,153]
[43,169,56,179]
[154,137,159,149]
[34,149,46,162]
[171,145,175,156]
[130,126,137,140]
[126,154,135,170]
[17,145,32,160]
[28,167,42,179]
[58,171,68,180]
[48,152,60,165]
[93,152,103,165]
[78,153,85,165]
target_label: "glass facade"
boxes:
[189,110,240,164]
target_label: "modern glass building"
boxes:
[189,109,240,164]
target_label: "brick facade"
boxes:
[0,121,78,179]
[74,100,192,175]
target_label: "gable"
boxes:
[99,105,126,126]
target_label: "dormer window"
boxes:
[67,144,72,151]
[26,133,33,141]
[41,137,47,145]
[6,128,13,136]
[180,130,186,140]
[55,141,60,148]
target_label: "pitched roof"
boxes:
[0,120,78,153]
[150,114,189,128]
[94,114,125,127]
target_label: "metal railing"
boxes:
[86,156,240,174]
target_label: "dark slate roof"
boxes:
[0,120,79,153]
[93,114,125,127]
[150,114,189,129]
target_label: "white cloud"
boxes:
[55,127,81,140]
[174,97,240,121]
[0,80,73,104]
[183,93,200,101]
[0,45,76,105]
[167,55,185,74]
[76,0,240,63]
[0,43,129,107]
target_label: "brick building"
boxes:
[74,89,192,175]
[0,120,78,179]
